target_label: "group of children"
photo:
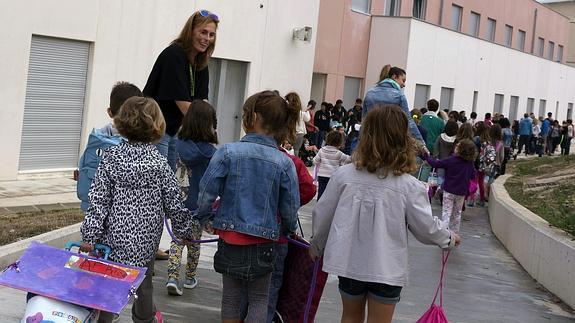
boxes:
[77,81,462,323]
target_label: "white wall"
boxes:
[489,176,575,309]
[367,17,575,121]
[0,0,320,180]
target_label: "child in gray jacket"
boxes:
[310,105,460,323]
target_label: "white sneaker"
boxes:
[166,279,183,296]
[184,277,198,289]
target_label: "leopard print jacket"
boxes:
[81,142,198,267]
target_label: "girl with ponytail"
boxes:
[364,64,428,152]
[194,90,300,322]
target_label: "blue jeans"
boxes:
[317,176,330,200]
[316,131,326,149]
[156,134,177,171]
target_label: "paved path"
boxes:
[1,198,574,322]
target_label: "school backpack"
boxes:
[478,142,496,172]
[77,128,124,211]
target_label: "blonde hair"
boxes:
[173,11,219,69]
[353,105,417,177]
[114,97,165,143]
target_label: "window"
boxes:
[556,101,560,120]
[494,94,504,114]
[509,96,519,121]
[486,18,496,42]
[19,35,90,171]
[343,77,363,113]
[504,25,513,47]
[568,103,573,120]
[517,30,526,51]
[384,0,401,16]
[413,0,426,19]
[450,5,462,31]
[208,58,249,143]
[469,12,480,37]
[558,45,564,62]
[414,84,430,109]
[548,41,555,60]
[527,98,535,114]
[539,99,547,118]
[352,0,371,14]
[310,73,327,104]
[440,87,454,110]
[537,37,545,56]
[472,91,478,113]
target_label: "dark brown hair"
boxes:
[178,100,218,144]
[109,82,143,116]
[456,139,478,162]
[114,97,165,143]
[444,120,459,137]
[475,121,490,143]
[489,123,502,145]
[173,11,219,70]
[427,99,439,112]
[325,130,344,147]
[354,105,417,177]
[243,91,299,144]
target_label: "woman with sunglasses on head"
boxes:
[143,9,218,262]
[144,10,219,171]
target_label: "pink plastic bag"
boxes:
[417,251,451,323]
[468,178,478,197]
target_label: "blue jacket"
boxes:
[363,80,424,142]
[77,125,124,211]
[195,133,300,240]
[176,139,216,211]
[518,117,533,136]
[541,119,551,136]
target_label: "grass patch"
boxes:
[0,209,84,246]
[505,155,575,237]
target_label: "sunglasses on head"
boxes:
[198,9,219,22]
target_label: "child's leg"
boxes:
[245,274,273,323]
[477,172,486,203]
[132,260,157,323]
[266,243,289,323]
[185,223,203,286]
[317,176,330,200]
[338,276,369,323]
[366,298,395,323]
[167,240,184,281]
[221,275,245,323]
[441,193,455,230]
[450,194,466,234]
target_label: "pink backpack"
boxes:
[417,251,451,323]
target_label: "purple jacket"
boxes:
[425,155,476,196]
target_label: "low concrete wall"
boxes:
[489,175,575,309]
[0,223,81,269]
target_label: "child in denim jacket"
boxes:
[195,90,300,322]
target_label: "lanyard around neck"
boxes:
[189,63,196,98]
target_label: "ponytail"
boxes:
[378,64,406,83]
[378,64,391,83]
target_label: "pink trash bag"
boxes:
[417,251,451,323]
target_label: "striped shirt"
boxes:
[313,145,351,178]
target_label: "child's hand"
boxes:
[80,242,94,253]
[453,233,461,247]
[309,247,319,261]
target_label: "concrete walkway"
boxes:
[0,180,574,322]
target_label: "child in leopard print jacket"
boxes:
[80,97,199,323]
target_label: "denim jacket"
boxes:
[363,81,424,142]
[195,133,300,240]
